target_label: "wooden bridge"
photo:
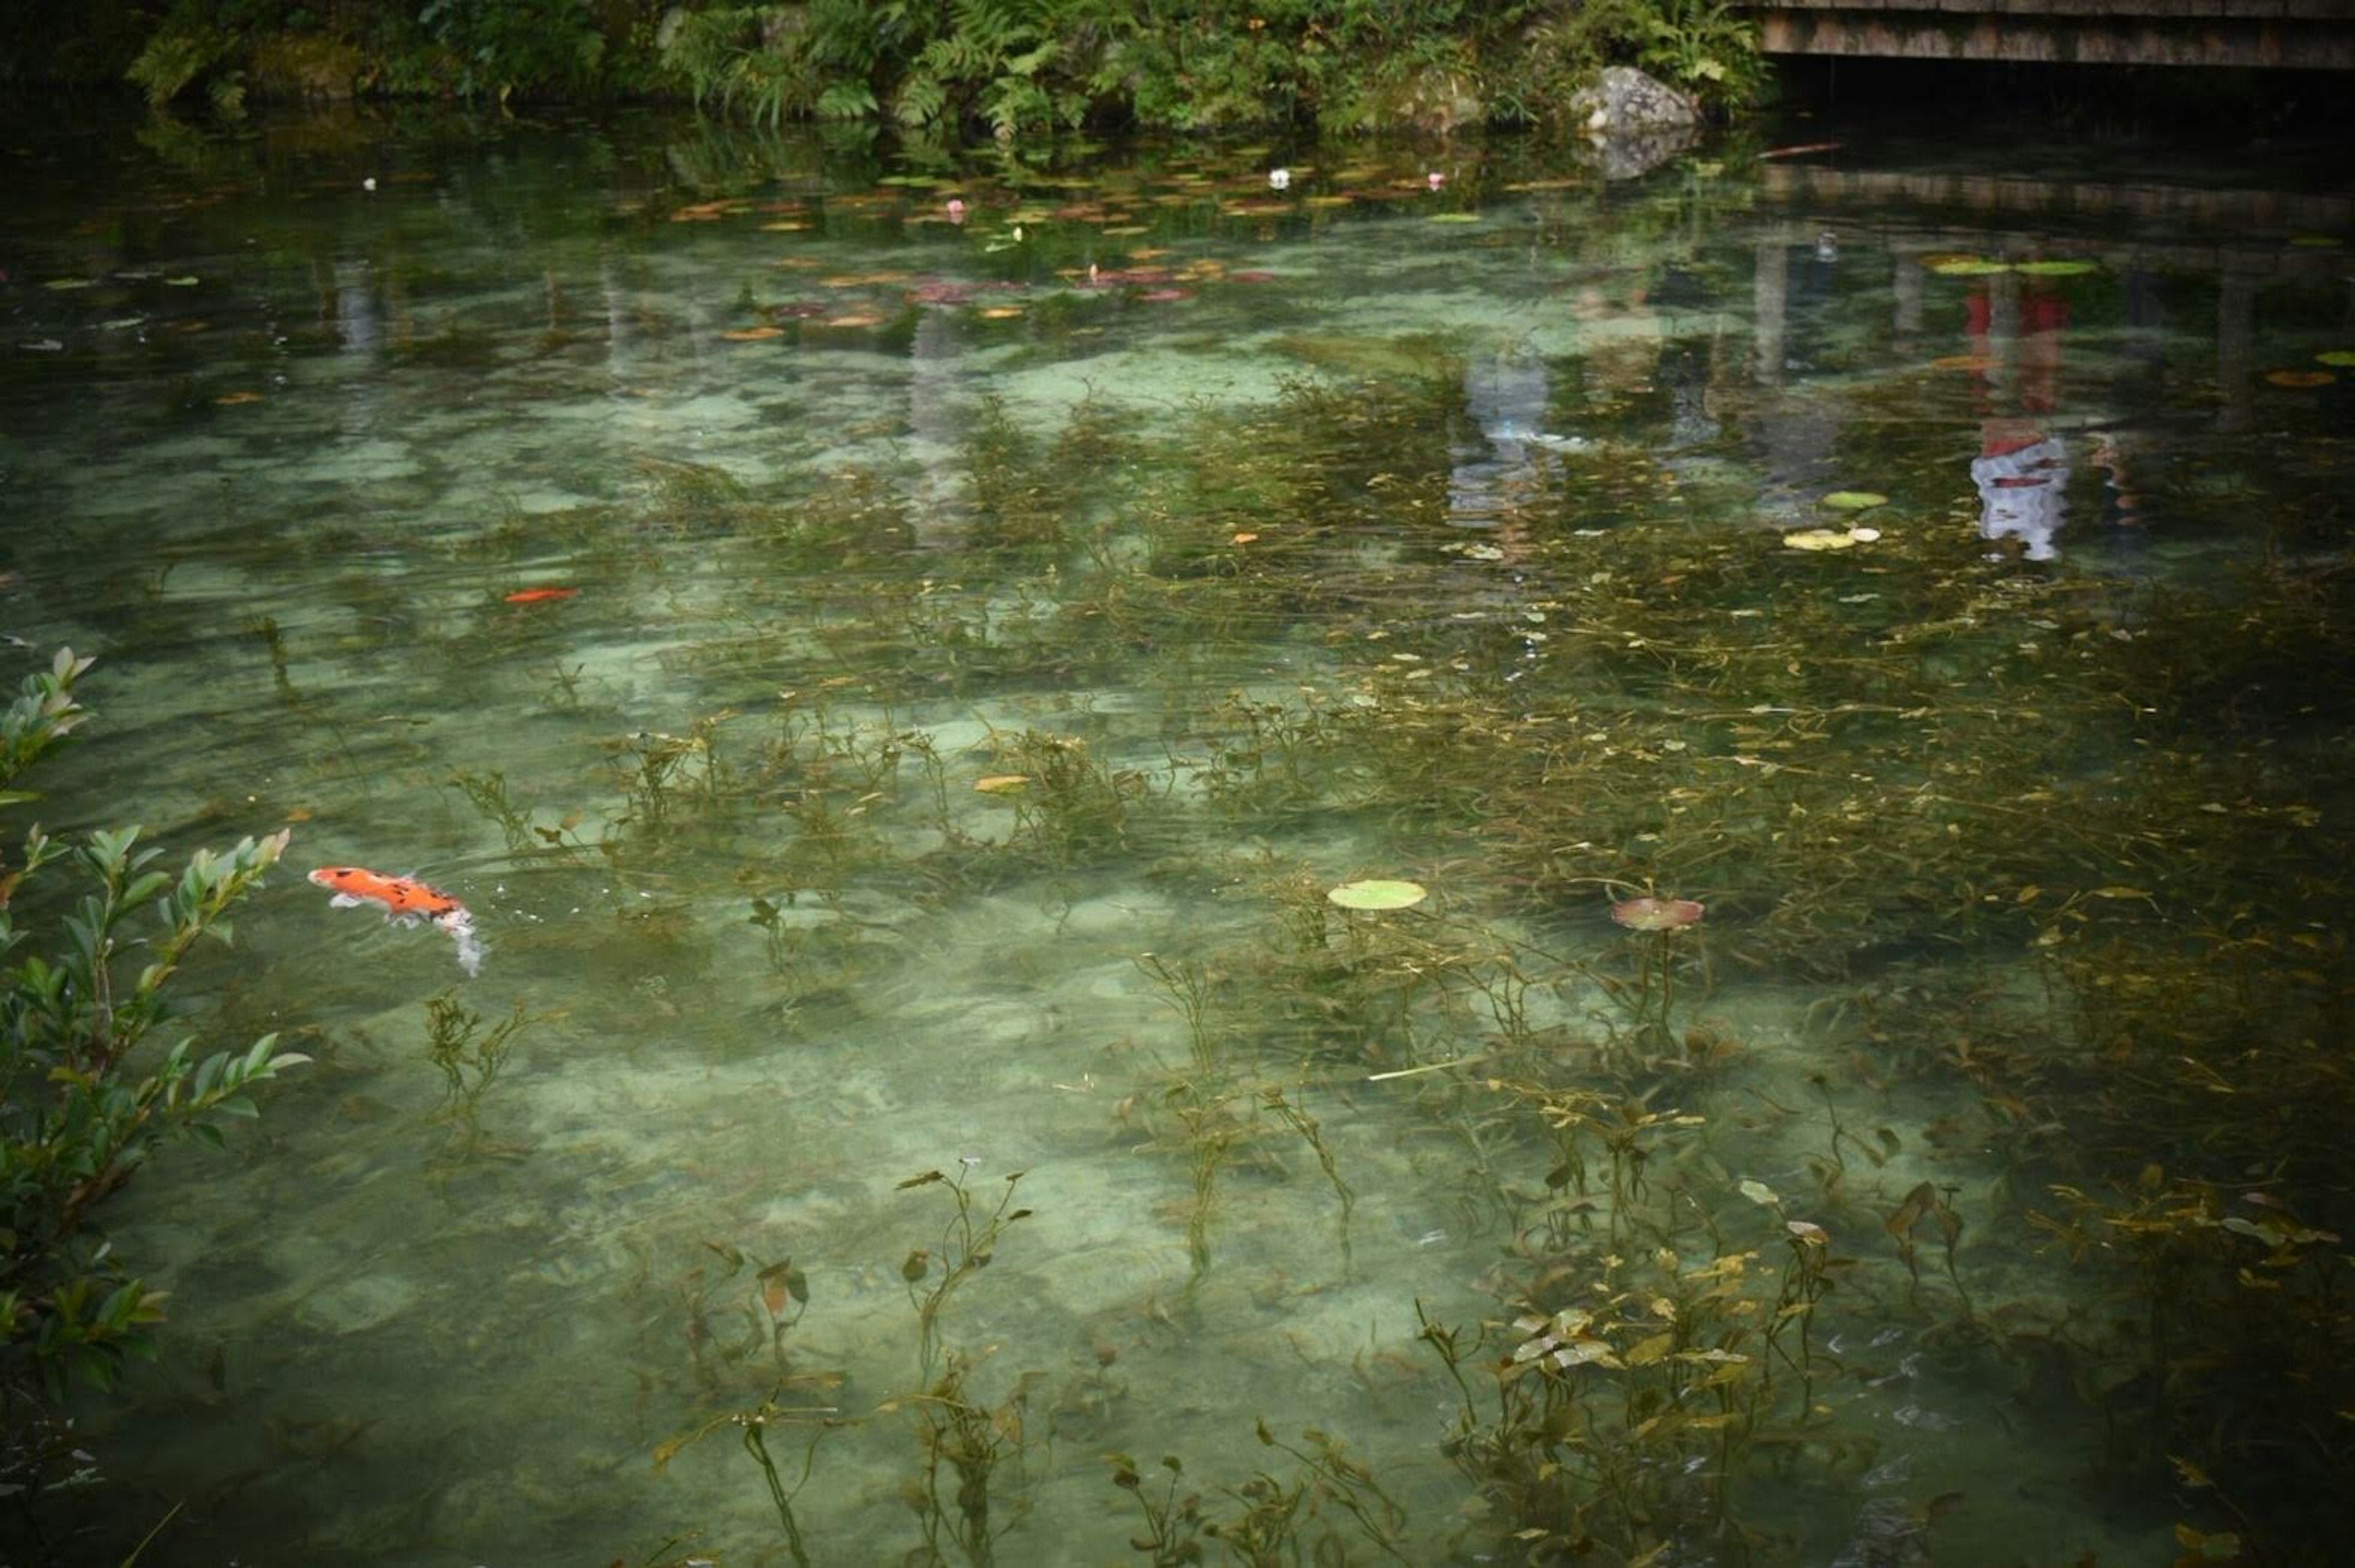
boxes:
[1752,0,2355,68]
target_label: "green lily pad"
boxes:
[2318,350,2355,367]
[2015,259,2099,277]
[1822,491,1887,511]
[1427,212,1480,224]
[1923,255,2010,277]
[1783,528,1858,552]
[1327,879,1428,911]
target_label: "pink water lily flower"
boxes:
[1611,896,1705,931]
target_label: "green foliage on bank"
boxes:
[1,652,307,1502]
[6,1,1764,131]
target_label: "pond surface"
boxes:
[3,103,2351,1566]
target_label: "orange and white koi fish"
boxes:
[308,866,483,976]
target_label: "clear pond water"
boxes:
[2,104,2351,1566]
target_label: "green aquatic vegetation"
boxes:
[982,727,1150,864]
[1258,1085,1355,1280]
[899,1164,1033,1377]
[1882,1180,1971,1320]
[1419,1245,1782,1562]
[1194,690,1371,817]
[1136,953,1243,1284]
[422,989,534,1159]
[2027,1174,2353,1543]
[612,711,733,832]
[448,768,537,855]
[656,1380,842,1568]
[1111,1422,1411,1567]
[898,1350,1047,1568]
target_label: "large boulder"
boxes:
[1568,66,1700,136]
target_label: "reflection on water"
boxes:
[2,107,2351,1567]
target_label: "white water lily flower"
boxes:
[1268,167,1291,191]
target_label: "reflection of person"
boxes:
[1967,282,2071,560]
[1449,338,1568,563]
[1971,424,2068,560]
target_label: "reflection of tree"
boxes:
[1744,227,1847,521]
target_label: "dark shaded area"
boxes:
[1774,56,2351,150]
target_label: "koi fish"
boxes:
[308,866,483,976]
[503,586,578,605]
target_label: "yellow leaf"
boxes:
[1626,1332,1675,1366]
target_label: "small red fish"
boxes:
[310,866,483,975]
[504,586,578,605]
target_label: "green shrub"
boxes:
[1,651,307,1493]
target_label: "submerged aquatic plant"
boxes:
[898,1163,1032,1377]
[1604,893,1707,1053]
[422,990,534,1159]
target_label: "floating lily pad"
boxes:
[1611,896,1705,931]
[1782,528,1858,551]
[2289,234,2343,248]
[2014,259,2099,277]
[1821,491,1887,511]
[1922,255,2009,277]
[2265,369,2336,388]
[1739,1179,1780,1206]
[1327,879,1427,911]
[1427,212,1480,224]
[2318,350,2355,367]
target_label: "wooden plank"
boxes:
[1756,11,2355,64]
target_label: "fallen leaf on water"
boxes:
[974,774,1029,794]
[213,391,265,405]
[719,326,783,342]
[1782,528,1856,551]
[1230,532,1258,544]
[819,313,884,328]
[1428,212,1481,224]
[977,306,1024,319]
[1822,491,1887,511]
[2264,369,2335,388]
[1929,353,1992,372]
